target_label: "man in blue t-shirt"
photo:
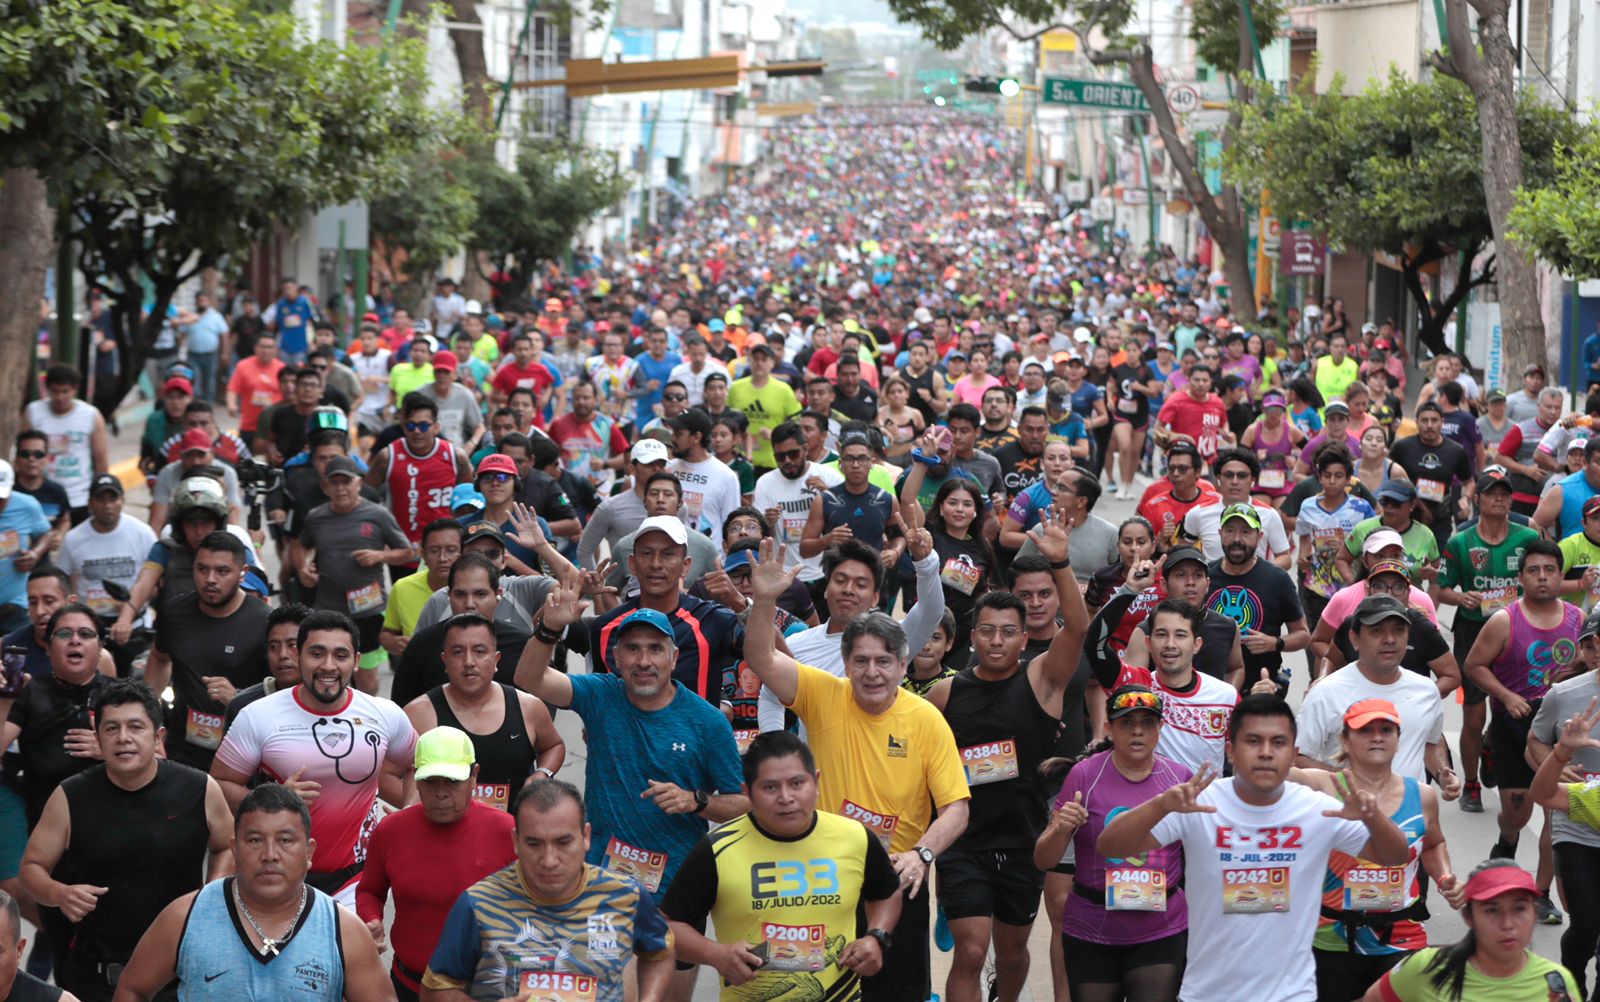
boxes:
[270,278,317,362]
[630,329,683,434]
[0,467,53,636]
[511,601,749,905]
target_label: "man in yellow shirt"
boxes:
[1313,333,1360,410]
[378,517,462,657]
[745,537,971,1002]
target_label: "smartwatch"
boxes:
[692,789,710,815]
[1275,636,1285,653]
[914,845,935,867]
[866,928,894,950]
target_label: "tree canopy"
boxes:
[1510,132,1600,279]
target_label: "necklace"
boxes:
[233,880,307,958]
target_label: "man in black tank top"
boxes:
[17,681,233,1001]
[400,614,564,812]
[0,889,61,1002]
[920,510,1088,1002]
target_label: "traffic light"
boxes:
[934,96,947,106]
[964,76,1020,95]
[923,85,934,94]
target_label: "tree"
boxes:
[0,0,451,407]
[881,0,1283,311]
[1510,132,1600,279]
[370,123,493,308]
[0,171,53,444]
[472,140,632,307]
[1228,70,1584,358]
[1430,0,1546,372]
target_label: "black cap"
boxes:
[1582,610,1600,641]
[323,456,361,480]
[88,473,124,498]
[666,409,713,441]
[1353,593,1411,627]
[462,521,509,551]
[1162,546,1208,575]
[747,342,776,358]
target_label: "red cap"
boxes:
[1343,698,1401,730]
[179,428,212,454]
[162,377,194,396]
[1462,865,1540,903]
[431,350,457,371]
[476,454,519,479]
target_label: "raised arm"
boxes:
[746,537,804,708]
[1024,504,1088,701]
[513,570,582,707]
[897,499,946,654]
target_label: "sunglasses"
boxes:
[15,450,45,461]
[405,421,433,433]
[663,394,688,403]
[773,448,804,462]
[1109,690,1163,714]
[51,628,99,642]
[479,472,515,484]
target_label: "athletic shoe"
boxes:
[933,904,953,952]
[1536,894,1564,925]
[1489,836,1518,860]
[1459,781,1483,813]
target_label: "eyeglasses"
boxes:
[773,448,804,462]
[1218,470,1253,480]
[405,421,433,433]
[663,394,687,402]
[15,451,45,461]
[973,625,1024,639]
[51,628,98,642]
[840,453,872,465]
[1109,689,1163,714]
[479,472,514,484]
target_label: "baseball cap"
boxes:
[1162,546,1208,575]
[1157,341,1177,352]
[89,473,124,498]
[1462,865,1541,903]
[776,312,795,324]
[1361,528,1405,555]
[1343,698,1401,730]
[1525,363,1546,376]
[1353,593,1410,627]
[1107,685,1163,720]
[414,726,476,782]
[1574,439,1591,454]
[1261,392,1287,410]
[451,483,486,511]
[617,607,675,640]
[1220,502,1261,529]
[179,428,212,454]
[1324,400,1350,416]
[476,454,519,479]
[464,300,483,316]
[1581,609,1600,641]
[1486,388,1507,403]
[946,351,967,362]
[1030,333,1050,344]
[1073,326,1094,343]
[162,377,194,396]
[666,410,713,441]
[723,547,756,574]
[1367,558,1411,582]
[323,456,361,480]
[631,439,670,465]
[1584,496,1600,520]
[708,318,726,333]
[462,522,509,550]
[1375,479,1417,503]
[747,341,776,358]
[431,350,457,371]
[636,514,688,547]
[1361,322,1378,334]
[1476,467,1513,493]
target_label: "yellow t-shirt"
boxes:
[789,664,970,854]
[382,568,436,636]
[727,377,801,468]
[391,362,435,402]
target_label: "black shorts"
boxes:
[935,847,1047,925]
[354,613,384,656]
[1454,615,1488,706]
[1487,702,1542,790]
[1112,415,1149,432]
[1313,947,1407,1002]
[862,884,930,1002]
[1060,930,1187,984]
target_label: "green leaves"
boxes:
[1510,133,1600,278]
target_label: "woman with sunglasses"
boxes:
[458,454,566,578]
[1034,685,1190,1002]
[1364,861,1577,1001]
[1290,698,1462,1001]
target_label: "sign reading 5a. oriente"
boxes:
[1043,78,1152,111]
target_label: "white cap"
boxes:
[1304,304,1322,317]
[630,439,670,464]
[1073,326,1094,343]
[913,307,934,324]
[635,514,688,547]
[0,460,13,500]
[1362,528,1405,555]
[464,299,484,316]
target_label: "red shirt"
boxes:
[1157,392,1230,463]
[1138,482,1222,547]
[226,357,284,432]
[492,360,556,399]
[355,802,516,991]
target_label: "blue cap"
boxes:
[723,549,755,574]
[708,318,726,332]
[617,607,675,640]
[451,483,486,511]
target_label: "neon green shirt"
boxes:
[382,568,438,636]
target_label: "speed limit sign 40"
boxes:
[1167,84,1200,114]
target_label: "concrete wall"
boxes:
[1313,0,1423,92]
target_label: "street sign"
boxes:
[1279,231,1325,275]
[1064,179,1089,202]
[1043,78,1151,111]
[1090,196,1115,221]
[1167,84,1200,114]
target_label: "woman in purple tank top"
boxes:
[1243,392,1304,504]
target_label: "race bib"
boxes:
[1417,478,1446,503]
[1221,866,1291,914]
[604,837,667,892]
[282,313,303,328]
[1480,585,1517,615]
[841,799,900,850]
[1258,468,1286,489]
[960,740,1020,786]
[251,390,276,407]
[0,532,21,560]
[472,783,511,811]
[940,555,982,596]
[518,971,597,1002]
[1105,866,1167,912]
[346,582,384,616]
[185,707,225,749]
[1342,865,1406,911]
[758,923,828,972]
[734,729,759,755]
[1117,395,1139,415]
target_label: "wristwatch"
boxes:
[866,928,894,950]
[913,845,935,867]
[692,789,710,815]
[1275,636,1285,653]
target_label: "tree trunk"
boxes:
[1440,0,1546,379]
[0,169,55,441]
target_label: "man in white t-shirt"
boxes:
[665,410,742,547]
[752,420,843,584]
[1100,695,1410,1002]
[55,473,157,623]
[1295,593,1458,794]
[1181,449,1292,565]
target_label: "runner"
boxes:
[1203,504,1309,691]
[1136,443,1219,547]
[1180,449,1292,565]
[363,392,473,550]
[22,366,108,524]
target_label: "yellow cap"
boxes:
[414,726,475,781]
